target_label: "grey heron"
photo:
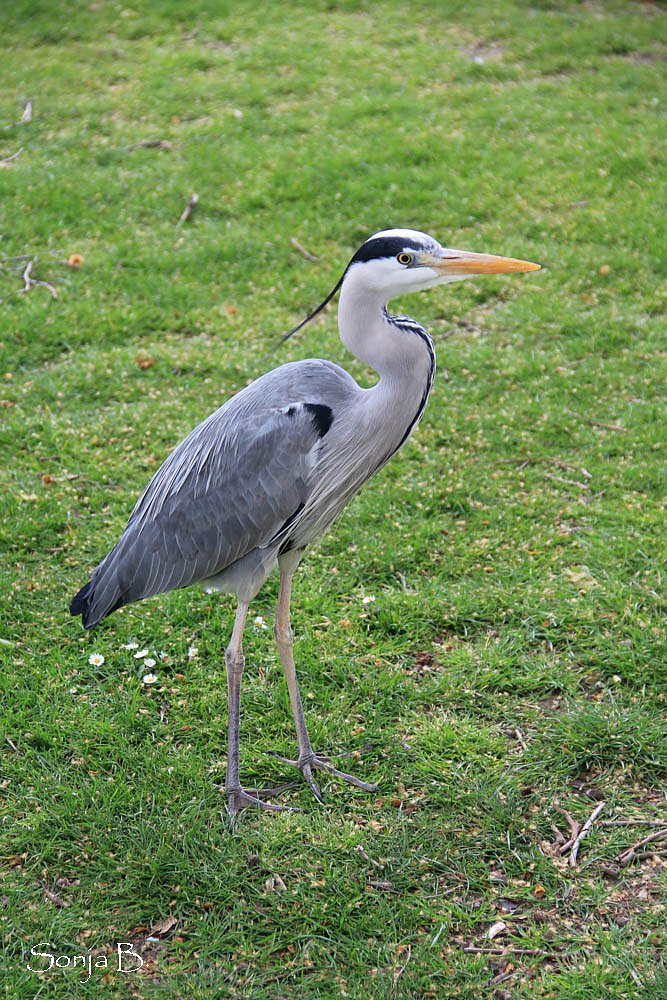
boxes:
[70,229,539,814]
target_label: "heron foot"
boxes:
[268,751,378,801]
[223,782,300,816]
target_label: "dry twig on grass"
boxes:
[391,945,411,999]
[617,828,667,866]
[463,945,553,957]
[554,804,580,854]
[177,192,199,226]
[544,471,590,491]
[599,818,667,828]
[553,801,606,865]
[569,801,605,866]
[0,148,23,167]
[136,139,172,149]
[492,457,592,480]
[565,407,626,433]
[290,237,319,262]
[17,258,58,299]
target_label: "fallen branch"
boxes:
[354,844,382,868]
[551,824,566,846]
[554,805,580,855]
[176,192,199,226]
[463,945,553,957]
[617,828,667,866]
[20,258,33,292]
[587,418,625,432]
[569,801,605,866]
[0,148,23,167]
[492,457,592,480]
[17,257,58,299]
[492,969,519,986]
[0,253,34,263]
[121,138,173,151]
[544,471,589,491]
[565,408,626,433]
[290,237,319,262]
[599,819,667,828]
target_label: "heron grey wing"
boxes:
[81,401,332,625]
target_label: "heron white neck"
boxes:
[337,268,434,387]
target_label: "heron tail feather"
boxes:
[69,575,124,629]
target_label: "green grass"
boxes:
[1,0,666,996]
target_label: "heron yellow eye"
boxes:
[397,252,412,266]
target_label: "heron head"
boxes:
[278,228,539,346]
[346,228,540,295]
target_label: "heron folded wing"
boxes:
[78,402,331,626]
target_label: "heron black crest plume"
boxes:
[276,271,346,348]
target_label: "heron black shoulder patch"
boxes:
[304,402,333,438]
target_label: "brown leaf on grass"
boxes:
[563,566,598,591]
[67,254,84,269]
[264,874,287,892]
[148,915,178,938]
[43,887,67,908]
[136,353,155,370]
[540,838,562,858]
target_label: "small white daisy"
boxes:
[143,657,156,669]
[188,645,198,659]
[253,616,267,630]
[88,653,105,666]
[134,648,149,659]
[142,673,158,685]
[124,641,139,651]
[361,595,376,605]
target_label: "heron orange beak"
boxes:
[425,250,540,275]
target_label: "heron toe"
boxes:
[270,751,379,797]
[224,784,300,816]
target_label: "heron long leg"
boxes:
[274,563,378,801]
[224,599,295,815]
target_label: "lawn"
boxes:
[1,0,666,996]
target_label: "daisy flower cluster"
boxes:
[124,640,159,684]
[88,636,199,686]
